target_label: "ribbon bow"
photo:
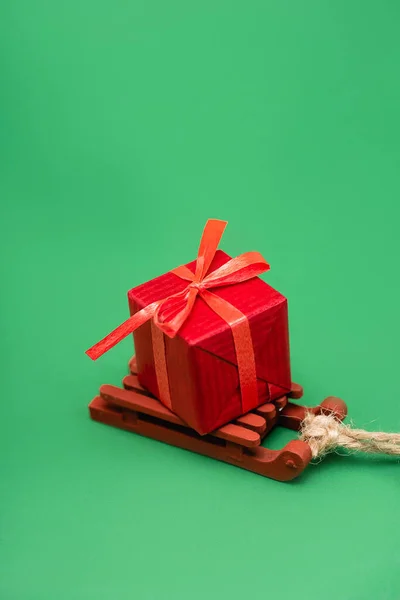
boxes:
[86,219,270,413]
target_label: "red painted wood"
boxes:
[101,384,183,425]
[255,403,276,421]
[215,424,261,447]
[101,385,261,448]
[89,396,312,482]
[279,396,348,431]
[288,383,303,399]
[235,413,266,435]
[123,374,147,393]
[275,395,288,410]
[90,374,348,481]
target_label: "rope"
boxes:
[300,412,400,459]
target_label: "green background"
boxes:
[1,1,400,599]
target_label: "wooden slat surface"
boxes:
[124,375,266,439]
[216,423,261,447]
[101,384,182,424]
[123,374,146,393]
[255,402,277,420]
[275,396,288,409]
[235,413,266,435]
[101,385,260,447]
[289,383,303,399]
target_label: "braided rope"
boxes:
[300,412,400,459]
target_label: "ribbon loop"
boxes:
[153,287,198,338]
[202,251,270,288]
[194,219,227,281]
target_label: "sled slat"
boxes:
[101,385,260,447]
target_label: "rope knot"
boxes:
[301,413,341,458]
[300,411,400,459]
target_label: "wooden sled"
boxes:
[89,357,348,482]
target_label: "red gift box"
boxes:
[87,220,291,435]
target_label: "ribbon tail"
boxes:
[195,219,227,280]
[151,321,172,409]
[200,289,259,414]
[171,220,228,284]
[152,287,198,337]
[86,301,161,360]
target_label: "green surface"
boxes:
[1,1,400,599]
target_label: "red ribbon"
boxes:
[86,219,270,414]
